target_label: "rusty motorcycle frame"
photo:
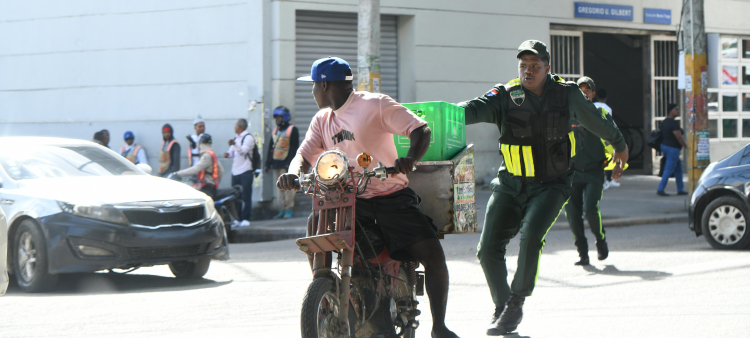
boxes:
[295,150,423,338]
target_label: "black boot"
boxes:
[596,240,609,261]
[487,294,525,335]
[574,256,590,266]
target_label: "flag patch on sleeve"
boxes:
[486,88,499,97]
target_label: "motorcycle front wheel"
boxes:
[301,277,356,338]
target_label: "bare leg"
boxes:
[405,238,458,338]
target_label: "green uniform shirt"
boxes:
[458,74,626,153]
[572,112,617,172]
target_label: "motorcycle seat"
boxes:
[215,185,242,200]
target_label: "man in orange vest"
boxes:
[173,134,224,198]
[157,124,181,177]
[265,106,299,219]
[120,131,148,165]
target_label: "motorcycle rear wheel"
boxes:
[301,277,356,338]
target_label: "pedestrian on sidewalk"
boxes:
[265,106,299,219]
[225,118,255,227]
[458,40,628,336]
[92,131,105,146]
[187,115,205,166]
[100,129,111,148]
[657,103,689,196]
[157,124,181,177]
[594,89,619,189]
[563,77,614,266]
[120,131,148,165]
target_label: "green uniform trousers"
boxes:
[477,170,573,308]
[563,169,606,258]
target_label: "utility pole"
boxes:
[357,0,380,93]
[682,0,709,194]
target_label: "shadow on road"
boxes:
[4,272,232,296]
[582,264,672,281]
[502,333,532,338]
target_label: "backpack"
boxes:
[241,135,262,175]
[647,129,663,149]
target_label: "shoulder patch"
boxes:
[486,88,499,97]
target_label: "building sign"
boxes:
[574,2,634,21]
[644,8,672,25]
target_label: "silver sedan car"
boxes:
[0,137,229,293]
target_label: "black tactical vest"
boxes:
[499,76,576,183]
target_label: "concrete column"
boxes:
[681,0,709,194]
[357,0,380,93]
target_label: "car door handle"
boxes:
[0,199,14,205]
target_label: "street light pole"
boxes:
[682,0,709,194]
[357,0,380,93]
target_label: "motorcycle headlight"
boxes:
[58,202,129,225]
[204,198,217,220]
[314,151,349,186]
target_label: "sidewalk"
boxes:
[233,175,689,243]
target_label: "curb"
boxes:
[231,226,306,243]
[550,214,688,231]
[230,215,689,243]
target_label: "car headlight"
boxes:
[314,150,349,187]
[204,198,217,220]
[58,202,129,225]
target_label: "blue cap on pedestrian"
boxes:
[297,57,353,82]
[124,131,134,140]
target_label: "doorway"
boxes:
[582,32,646,170]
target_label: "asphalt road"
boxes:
[2,222,750,338]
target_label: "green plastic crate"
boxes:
[394,101,466,161]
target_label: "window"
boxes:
[708,92,719,112]
[715,35,750,140]
[723,65,739,85]
[722,37,739,59]
[723,92,739,111]
[740,146,750,165]
[723,118,738,138]
[709,119,719,138]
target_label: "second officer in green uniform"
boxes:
[564,76,619,266]
[458,40,629,335]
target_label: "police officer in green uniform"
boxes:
[458,40,629,335]
[564,76,617,266]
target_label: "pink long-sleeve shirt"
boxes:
[297,91,426,199]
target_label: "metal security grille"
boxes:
[549,31,584,81]
[651,36,679,172]
[653,38,679,119]
[295,11,398,137]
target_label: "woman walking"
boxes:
[657,103,689,196]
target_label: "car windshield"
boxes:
[0,145,141,180]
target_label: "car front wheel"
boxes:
[168,258,211,279]
[701,196,750,249]
[13,219,58,292]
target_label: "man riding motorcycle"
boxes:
[277,56,460,338]
[171,133,225,198]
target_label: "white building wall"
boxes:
[0,0,266,193]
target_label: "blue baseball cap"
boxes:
[124,131,134,140]
[297,56,353,82]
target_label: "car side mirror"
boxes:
[136,163,153,175]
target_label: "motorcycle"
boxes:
[167,173,243,242]
[294,150,424,338]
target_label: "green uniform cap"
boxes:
[576,76,596,92]
[517,40,551,62]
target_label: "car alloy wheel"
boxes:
[17,232,37,283]
[708,205,747,245]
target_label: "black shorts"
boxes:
[354,188,438,262]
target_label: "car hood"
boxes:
[13,176,207,205]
